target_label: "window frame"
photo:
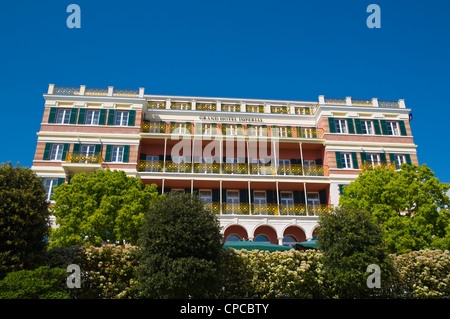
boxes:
[361,120,373,135]
[114,111,129,126]
[335,119,347,134]
[367,153,380,166]
[85,110,100,125]
[111,146,124,162]
[44,178,58,201]
[50,144,64,161]
[341,153,353,169]
[56,109,71,124]
[387,121,399,136]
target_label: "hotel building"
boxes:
[31,84,418,246]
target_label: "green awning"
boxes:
[295,239,318,249]
[223,240,293,252]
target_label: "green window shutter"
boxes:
[328,117,336,133]
[405,154,412,165]
[293,191,301,204]
[380,119,389,135]
[239,190,248,203]
[123,145,130,163]
[266,190,274,204]
[398,121,407,136]
[48,107,57,123]
[373,120,382,135]
[72,143,80,154]
[389,153,396,164]
[212,189,219,203]
[77,108,86,124]
[61,144,70,161]
[379,153,387,164]
[351,152,359,169]
[354,118,362,134]
[128,110,136,126]
[99,109,107,125]
[335,151,342,168]
[339,184,344,195]
[94,144,102,154]
[57,178,65,186]
[107,109,116,125]
[69,108,78,124]
[105,145,112,162]
[43,143,52,160]
[347,118,355,134]
[287,126,292,137]
[319,190,327,204]
[360,152,367,164]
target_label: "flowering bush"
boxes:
[222,249,329,299]
[390,249,450,298]
[75,244,138,299]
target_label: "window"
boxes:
[225,124,240,136]
[202,124,214,135]
[335,119,347,134]
[145,155,159,172]
[56,109,71,124]
[394,154,406,169]
[387,121,399,136]
[341,153,352,169]
[111,146,124,162]
[226,190,240,214]
[199,190,212,203]
[85,110,100,125]
[115,111,129,126]
[253,191,267,214]
[80,145,95,156]
[367,153,379,166]
[361,120,373,135]
[274,127,288,137]
[280,191,294,215]
[50,144,64,161]
[247,126,266,137]
[44,178,58,201]
[225,234,241,242]
[254,235,269,242]
[283,235,297,247]
[307,193,320,205]
[278,159,291,175]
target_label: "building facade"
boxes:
[31,84,418,246]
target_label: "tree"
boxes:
[317,206,389,298]
[136,193,223,298]
[49,169,158,247]
[339,164,450,254]
[0,163,49,278]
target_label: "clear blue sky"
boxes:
[0,0,449,182]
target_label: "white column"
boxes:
[48,84,55,94]
[240,102,246,113]
[79,85,86,95]
[276,181,280,216]
[166,99,171,110]
[162,179,165,194]
[299,142,305,176]
[318,95,325,105]
[248,181,252,215]
[372,98,379,107]
[346,96,352,106]
[398,99,406,108]
[303,182,309,216]
[220,180,223,215]
[139,87,145,97]
[163,138,167,173]
[108,86,114,96]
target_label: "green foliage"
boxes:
[390,249,450,298]
[0,266,70,299]
[75,244,139,299]
[339,164,450,254]
[0,163,49,278]
[49,169,158,247]
[136,193,223,298]
[317,206,389,298]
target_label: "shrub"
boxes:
[0,266,70,299]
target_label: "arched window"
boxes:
[283,235,297,246]
[225,234,241,242]
[254,235,269,242]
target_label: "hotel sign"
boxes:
[198,116,262,123]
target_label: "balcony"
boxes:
[137,160,329,177]
[61,152,103,176]
[203,202,331,216]
[141,121,325,139]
